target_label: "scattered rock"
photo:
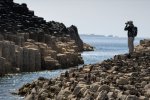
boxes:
[17,40,150,99]
[96,90,108,100]
[125,95,138,100]
[98,84,110,92]
[116,77,129,85]
[57,88,71,99]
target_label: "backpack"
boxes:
[132,26,138,37]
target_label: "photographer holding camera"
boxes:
[124,21,138,55]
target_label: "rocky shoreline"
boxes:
[0,0,93,76]
[17,39,150,100]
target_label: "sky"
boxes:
[14,0,150,38]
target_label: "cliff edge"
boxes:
[0,0,93,76]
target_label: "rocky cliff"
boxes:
[18,39,150,99]
[0,0,93,76]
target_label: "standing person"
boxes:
[124,21,137,54]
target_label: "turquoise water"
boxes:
[0,35,142,100]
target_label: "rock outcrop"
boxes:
[18,39,150,99]
[0,0,93,76]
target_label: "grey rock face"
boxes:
[0,0,93,76]
[0,57,6,75]
[96,90,108,100]
[125,95,138,100]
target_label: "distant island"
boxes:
[80,34,119,38]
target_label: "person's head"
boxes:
[128,21,134,26]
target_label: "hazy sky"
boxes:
[14,0,150,38]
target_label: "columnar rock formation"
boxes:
[0,0,93,76]
[18,39,150,99]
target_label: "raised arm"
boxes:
[124,24,129,31]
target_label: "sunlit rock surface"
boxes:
[18,39,150,99]
[0,0,93,76]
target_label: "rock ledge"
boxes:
[0,0,93,76]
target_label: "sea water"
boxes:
[0,35,142,100]
[81,35,141,64]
